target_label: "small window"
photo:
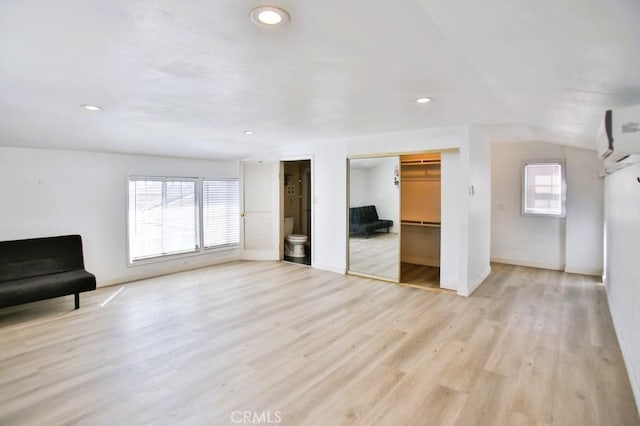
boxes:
[522,161,566,217]
[202,179,240,249]
[128,177,198,262]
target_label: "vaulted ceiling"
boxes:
[1,0,639,159]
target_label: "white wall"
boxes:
[0,146,240,287]
[367,158,400,233]
[491,141,603,275]
[279,142,348,273]
[348,168,369,207]
[273,127,466,275]
[491,142,566,269]
[604,161,640,409]
[271,126,492,296]
[565,148,605,275]
[464,128,492,295]
[440,151,462,291]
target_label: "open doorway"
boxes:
[400,153,442,290]
[282,159,312,266]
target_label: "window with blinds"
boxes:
[202,179,240,248]
[127,176,240,263]
[128,178,198,262]
[522,162,566,217]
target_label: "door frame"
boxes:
[280,155,314,266]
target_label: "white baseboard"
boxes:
[240,250,279,261]
[564,266,603,277]
[440,280,458,292]
[490,256,564,271]
[458,265,491,297]
[603,283,640,417]
[97,254,240,287]
[400,256,439,268]
[313,263,346,275]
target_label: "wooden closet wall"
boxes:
[400,153,441,267]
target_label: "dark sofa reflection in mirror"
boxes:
[349,205,393,238]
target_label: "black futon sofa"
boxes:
[0,235,96,310]
[349,205,394,238]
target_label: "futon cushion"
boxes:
[0,270,96,308]
[0,235,85,282]
[360,205,379,223]
[350,205,380,225]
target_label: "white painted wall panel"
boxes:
[440,151,462,291]
[604,161,640,410]
[0,147,239,287]
[348,168,368,207]
[491,141,603,275]
[275,127,474,294]
[565,148,604,275]
[368,158,400,234]
[466,128,492,295]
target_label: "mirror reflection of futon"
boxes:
[349,205,393,238]
[0,235,96,310]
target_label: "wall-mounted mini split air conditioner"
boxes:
[597,104,640,174]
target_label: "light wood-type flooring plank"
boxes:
[0,261,638,425]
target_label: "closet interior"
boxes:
[400,153,441,289]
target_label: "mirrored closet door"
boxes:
[347,157,400,282]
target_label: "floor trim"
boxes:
[490,256,564,272]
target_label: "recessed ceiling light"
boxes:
[82,104,102,111]
[244,130,255,135]
[250,6,290,26]
[415,97,433,104]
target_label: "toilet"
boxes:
[284,217,308,258]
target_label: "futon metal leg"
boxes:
[74,293,79,310]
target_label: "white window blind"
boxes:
[202,180,240,248]
[128,178,198,261]
[523,162,565,217]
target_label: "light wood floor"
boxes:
[0,262,638,425]
[349,232,399,280]
[401,262,441,291]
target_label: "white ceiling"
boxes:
[1,0,639,159]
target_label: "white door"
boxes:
[240,161,279,260]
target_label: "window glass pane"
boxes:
[128,179,197,261]
[203,180,240,248]
[164,181,197,254]
[129,180,163,260]
[523,163,563,216]
[535,175,552,185]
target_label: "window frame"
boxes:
[521,160,567,218]
[126,175,239,266]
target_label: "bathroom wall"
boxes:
[300,162,311,238]
[284,162,302,234]
[283,160,311,236]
